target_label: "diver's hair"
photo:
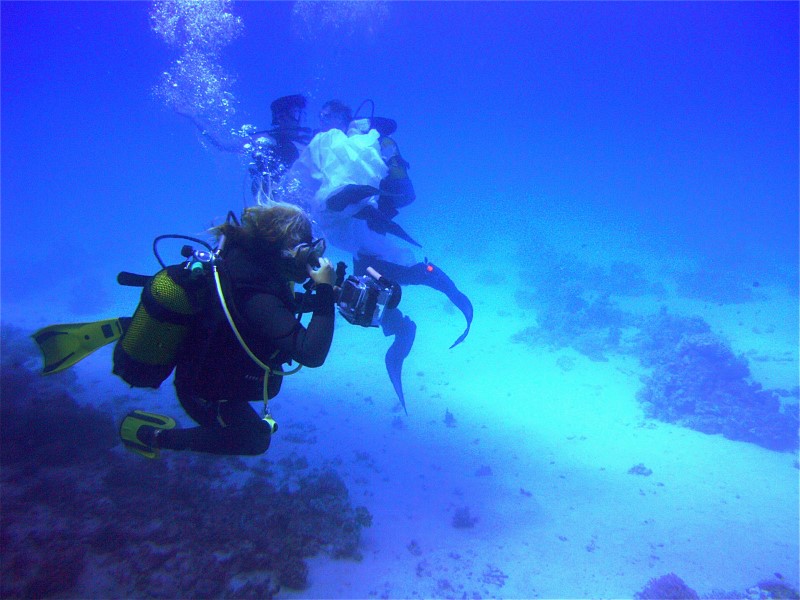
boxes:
[321,99,353,124]
[211,202,313,258]
[271,94,306,125]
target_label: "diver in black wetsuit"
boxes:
[248,94,313,200]
[126,203,335,456]
[178,94,313,202]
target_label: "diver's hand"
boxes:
[308,257,335,286]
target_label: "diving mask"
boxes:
[282,238,327,279]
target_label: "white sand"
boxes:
[275,264,798,599]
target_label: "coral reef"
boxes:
[752,579,800,599]
[511,271,799,452]
[635,574,800,600]
[633,308,712,368]
[452,506,478,529]
[0,325,371,598]
[513,285,636,361]
[635,572,699,599]
[512,244,655,361]
[1,325,118,466]
[515,244,665,303]
[636,318,799,451]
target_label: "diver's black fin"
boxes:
[32,318,124,375]
[382,309,416,415]
[353,205,422,247]
[326,184,382,212]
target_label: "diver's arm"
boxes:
[178,112,248,154]
[242,286,335,368]
[293,284,335,367]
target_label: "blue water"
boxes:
[2,2,798,598]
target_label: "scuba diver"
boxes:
[33,203,337,457]
[320,103,417,245]
[179,94,313,203]
[278,99,474,412]
[317,99,353,134]
[247,94,313,201]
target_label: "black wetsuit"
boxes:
[158,246,334,455]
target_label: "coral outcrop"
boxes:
[1,325,371,598]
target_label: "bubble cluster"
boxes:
[150,0,244,129]
[291,0,389,41]
[151,0,242,52]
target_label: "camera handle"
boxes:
[334,261,348,288]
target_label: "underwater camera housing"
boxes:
[336,265,401,328]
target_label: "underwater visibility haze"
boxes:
[1,1,798,598]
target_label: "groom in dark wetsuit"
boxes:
[180,93,313,201]
[247,94,314,199]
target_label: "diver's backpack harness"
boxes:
[209,246,300,431]
[114,230,300,431]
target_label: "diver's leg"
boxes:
[157,396,271,456]
[381,307,416,415]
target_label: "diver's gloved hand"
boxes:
[308,257,335,286]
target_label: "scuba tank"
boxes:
[378,136,415,212]
[380,137,411,179]
[112,236,214,389]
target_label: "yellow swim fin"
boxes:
[119,410,176,459]
[32,318,124,375]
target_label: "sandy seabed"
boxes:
[3,247,798,599]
